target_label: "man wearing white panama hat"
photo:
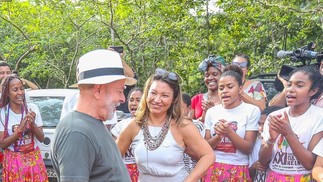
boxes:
[51,49,132,182]
[60,48,137,129]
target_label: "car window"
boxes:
[261,81,278,102]
[29,97,64,127]
[250,73,279,106]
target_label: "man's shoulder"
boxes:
[60,110,79,122]
[58,111,92,130]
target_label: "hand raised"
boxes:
[269,112,293,137]
[25,110,36,128]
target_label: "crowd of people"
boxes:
[0,47,322,182]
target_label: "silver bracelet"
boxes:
[266,139,275,145]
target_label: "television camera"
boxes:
[275,42,323,91]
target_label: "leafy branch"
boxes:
[64,14,101,88]
[260,1,323,13]
[0,15,30,41]
[15,45,37,70]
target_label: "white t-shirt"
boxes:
[249,137,262,167]
[110,117,136,164]
[262,105,323,175]
[249,137,268,182]
[313,139,323,157]
[0,103,43,151]
[60,91,117,125]
[60,92,79,120]
[111,118,132,138]
[205,102,260,165]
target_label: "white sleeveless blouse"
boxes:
[133,125,188,182]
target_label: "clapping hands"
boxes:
[268,111,293,139]
[19,110,36,132]
[214,119,232,137]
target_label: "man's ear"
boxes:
[93,84,103,99]
[95,84,103,93]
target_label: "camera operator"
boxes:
[269,58,323,108]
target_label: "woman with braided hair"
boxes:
[0,74,48,182]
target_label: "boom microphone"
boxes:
[277,50,294,58]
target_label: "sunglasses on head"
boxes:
[155,68,178,82]
[199,55,225,72]
[232,61,248,68]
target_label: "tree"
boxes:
[0,0,321,96]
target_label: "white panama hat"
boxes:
[77,49,137,85]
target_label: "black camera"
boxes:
[277,42,322,63]
[109,46,124,54]
[275,43,322,91]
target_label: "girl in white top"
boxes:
[111,87,143,182]
[0,75,48,181]
[204,65,260,181]
[117,68,214,182]
[259,66,323,181]
[313,139,323,182]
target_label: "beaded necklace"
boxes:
[143,116,171,151]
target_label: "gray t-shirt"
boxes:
[51,111,130,182]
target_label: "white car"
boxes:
[27,89,78,181]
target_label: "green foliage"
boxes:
[0,0,322,97]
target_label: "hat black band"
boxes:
[79,67,124,80]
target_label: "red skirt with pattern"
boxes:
[2,146,48,182]
[266,170,314,182]
[202,162,251,182]
[127,163,139,182]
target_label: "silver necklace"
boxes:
[143,117,171,151]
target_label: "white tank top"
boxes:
[133,125,188,182]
